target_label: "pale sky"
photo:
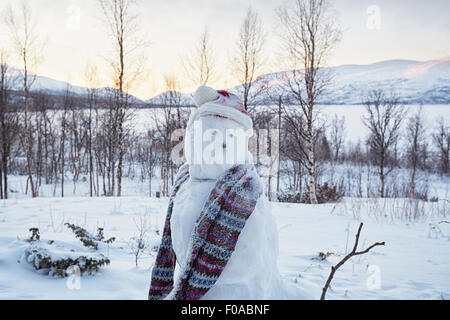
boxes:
[1,0,449,100]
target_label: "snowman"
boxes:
[149,86,304,300]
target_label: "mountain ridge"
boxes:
[6,57,450,105]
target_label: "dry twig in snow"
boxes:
[320,222,385,300]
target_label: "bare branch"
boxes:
[231,6,266,110]
[320,222,385,300]
[181,26,217,86]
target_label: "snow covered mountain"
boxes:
[7,57,450,105]
[146,91,193,106]
[246,57,450,105]
[7,68,86,96]
[6,68,146,104]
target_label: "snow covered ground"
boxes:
[0,194,448,300]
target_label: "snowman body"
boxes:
[166,113,291,299]
[170,174,283,299]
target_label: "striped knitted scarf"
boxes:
[148,163,262,300]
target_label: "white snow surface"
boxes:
[0,195,449,300]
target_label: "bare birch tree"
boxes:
[0,50,7,199]
[0,49,20,199]
[136,129,159,197]
[405,107,427,197]
[433,117,450,175]
[329,115,346,162]
[152,73,187,196]
[362,89,405,198]
[98,0,147,197]
[4,1,45,198]
[59,86,74,198]
[231,6,266,110]
[276,0,341,204]
[84,63,100,197]
[182,26,217,86]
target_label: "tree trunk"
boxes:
[24,70,37,198]
[88,107,93,197]
[2,159,7,199]
[149,174,152,197]
[276,97,281,194]
[306,132,318,204]
[380,165,385,198]
[0,166,3,199]
[61,117,65,198]
[410,163,416,197]
[307,150,318,204]
[116,108,124,197]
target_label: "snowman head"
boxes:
[185,86,253,180]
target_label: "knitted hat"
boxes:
[191,86,252,130]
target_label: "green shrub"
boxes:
[24,242,110,277]
[28,228,40,242]
[23,224,115,278]
[65,223,115,250]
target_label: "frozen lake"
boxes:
[130,104,450,144]
[317,104,450,143]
